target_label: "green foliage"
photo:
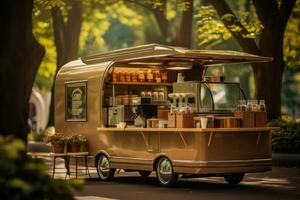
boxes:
[33,1,57,91]
[284,0,300,69]
[0,136,83,200]
[269,116,300,153]
[195,5,263,48]
[67,134,87,145]
[44,133,66,145]
[27,126,55,142]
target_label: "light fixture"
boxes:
[166,61,192,70]
[128,61,163,65]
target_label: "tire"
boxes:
[139,170,152,177]
[155,157,178,187]
[96,154,115,181]
[224,173,244,185]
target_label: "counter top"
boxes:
[97,127,280,132]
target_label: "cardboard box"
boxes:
[176,113,194,128]
[167,112,176,128]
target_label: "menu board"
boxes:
[65,81,87,122]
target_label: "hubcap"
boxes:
[157,158,173,184]
[98,156,110,179]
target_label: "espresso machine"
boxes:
[132,105,157,127]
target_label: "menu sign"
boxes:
[65,81,87,121]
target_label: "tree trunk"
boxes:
[0,0,45,141]
[177,0,194,48]
[48,1,83,126]
[253,18,285,120]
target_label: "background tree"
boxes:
[125,0,194,48]
[0,0,44,140]
[46,0,83,125]
[208,0,296,120]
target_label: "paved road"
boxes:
[75,167,300,200]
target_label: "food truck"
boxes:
[55,44,278,186]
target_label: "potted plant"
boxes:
[67,134,87,152]
[44,133,66,153]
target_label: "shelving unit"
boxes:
[107,81,173,86]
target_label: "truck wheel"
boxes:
[96,154,115,181]
[224,173,244,185]
[139,170,152,177]
[155,157,178,187]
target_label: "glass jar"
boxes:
[152,91,159,101]
[119,71,125,82]
[259,100,266,111]
[154,70,161,83]
[239,99,247,111]
[246,100,252,111]
[146,70,154,82]
[125,71,131,82]
[112,71,119,82]
[158,91,165,101]
[140,91,146,97]
[161,70,168,83]
[138,71,145,82]
[146,91,152,98]
[252,100,259,112]
[131,72,138,82]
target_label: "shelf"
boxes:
[107,81,173,86]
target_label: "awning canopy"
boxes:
[81,44,272,67]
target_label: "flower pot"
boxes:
[80,142,88,152]
[70,143,81,152]
[52,143,65,153]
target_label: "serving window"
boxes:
[65,81,87,122]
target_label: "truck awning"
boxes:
[81,43,272,66]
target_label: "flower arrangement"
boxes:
[44,133,66,153]
[67,134,87,152]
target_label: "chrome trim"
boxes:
[173,158,272,164]
[110,156,152,161]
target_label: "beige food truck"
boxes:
[55,44,278,186]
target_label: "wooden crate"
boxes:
[255,111,268,127]
[176,113,194,128]
[235,111,255,128]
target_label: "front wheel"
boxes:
[156,157,178,187]
[224,173,244,185]
[96,154,115,181]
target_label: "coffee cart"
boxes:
[55,44,278,186]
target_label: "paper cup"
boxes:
[200,117,208,128]
[118,122,127,128]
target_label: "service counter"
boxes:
[97,127,279,132]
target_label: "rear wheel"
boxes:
[139,170,152,177]
[224,173,244,185]
[96,154,115,181]
[155,157,178,187]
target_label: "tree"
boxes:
[47,0,83,126]
[0,0,45,140]
[125,0,194,48]
[208,0,296,120]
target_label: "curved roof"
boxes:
[81,43,272,66]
